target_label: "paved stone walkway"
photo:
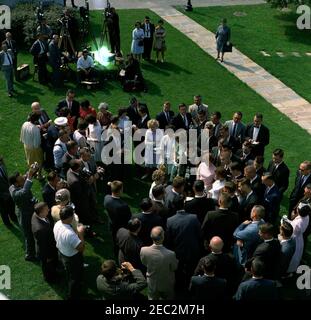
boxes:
[149,6,311,134]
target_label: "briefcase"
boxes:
[223,42,233,53]
[16,64,30,81]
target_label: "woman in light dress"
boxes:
[287,202,310,273]
[197,152,216,191]
[143,119,164,179]
[215,18,231,62]
[154,19,166,63]
[131,21,144,61]
[208,166,227,201]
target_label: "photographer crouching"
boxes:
[96,260,147,300]
[9,163,40,261]
[53,205,85,300]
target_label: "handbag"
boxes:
[223,42,233,53]
[138,40,144,47]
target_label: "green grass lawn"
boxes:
[179,3,311,103]
[0,8,310,300]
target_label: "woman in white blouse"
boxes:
[287,202,310,273]
[197,152,216,191]
[85,114,103,162]
[208,166,227,201]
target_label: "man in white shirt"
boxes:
[53,205,85,300]
[0,42,15,97]
[53,129,69,171]
[77,49,95,82]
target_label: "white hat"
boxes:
[98,102,109,110]
[54,117,68,127]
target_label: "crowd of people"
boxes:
[1,89,311,301]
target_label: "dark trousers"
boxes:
[41,254,58,282]
[109,33,121,54]
[37,56,49,84]
[0,196,17,226]
[17,211,36,257]
[143,38,153,60]
[60,251,84,300]
[51,65,63,87]
[77,68,96,83]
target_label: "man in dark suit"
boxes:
[66,159,92,224]
[238,140,255,167]
[261,173,281,224]
[156,101,174,130]
[48,34,63,87]
[116,218,144,272]
[42,171,60,210]
[31,202,58,283]
[0,42,15,97]
[61,140,79,178]
[104,180,132,257]
[142,16,155,60]
[9,169,38,261]
[185,180,215,224]
[190,256,226,300]
[55,89,80,118]
[234,258,278,300]
[107,8,121,54]
[219,125,238,152]
[244,165,265,203]
[224,111,246,150]
[289,160,311,215]
[194,236,241,297]
[151,184,170,224]
[127,97,141,126]
[201,193,239,253]
[171,103,192,131]
[0,156,17,226]
[210,111,222,139]
[3,32,18,80]
[250,223,281,280]
[279,220,296,278]
[136,198,164,246]
[165,176,185,217]
[238,178,259,222]
[267,148,290,196]
[30,33,49,84]
[136,104,150,129]
[166,196,201,294]
[245,113,270,156]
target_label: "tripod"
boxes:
[99,13,110,47]
[58,20,76,58]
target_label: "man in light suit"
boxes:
[279,220,296,278]
[262,173,281,224]
[0,42,15,97]
[140,226,178,300]
[0,156,17,227]
[3,32,18,80]
[156,101,174,130]
[224,111,246,150]
[245,113,270,156]
[9,168,38,261]
[288,160,311,216]
[233,205,265,266]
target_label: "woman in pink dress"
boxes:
[196,152,216,190]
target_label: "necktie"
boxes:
[68,101,72,110]
[300,175,306,188]
[6,52,12,65]
[232,123,237,137]
[165,112,170,123]
[183,115,188,128]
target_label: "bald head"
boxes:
[209,236,224,253]
[150,226,164,244]
[5,32,12,39]
[31,102,41,114]
[251,205,265,221]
